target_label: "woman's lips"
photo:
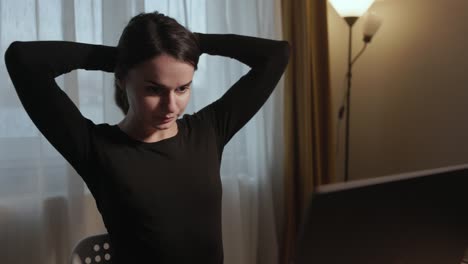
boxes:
[160,116,174,123]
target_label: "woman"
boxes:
[4,11,290,263]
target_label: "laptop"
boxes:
[295,164,468,264]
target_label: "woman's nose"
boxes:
[163,92,178,113]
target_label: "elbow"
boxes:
[277,40,291,68]
[4,41,24,68]
[4,41,31,94]
[261,40,290,73]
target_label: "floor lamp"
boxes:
[328,0,382,182]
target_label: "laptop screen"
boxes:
[295,164,468,264]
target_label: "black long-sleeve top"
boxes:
[4,32,290,263]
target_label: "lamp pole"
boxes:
[344,17,357,182]
[328,0,379,182]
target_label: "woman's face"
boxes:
[122,53,194,130]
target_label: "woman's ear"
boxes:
[116,78,126,91]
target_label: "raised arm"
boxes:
[194,32,290,148]
[4,40,117,182]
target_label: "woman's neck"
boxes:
[117,115,178,143]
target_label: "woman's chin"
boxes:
[156,124,170,130]
[154,119,174,129]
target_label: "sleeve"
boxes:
[4,40,117,180]
[193,33,290,149]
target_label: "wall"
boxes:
[328,0,468,181]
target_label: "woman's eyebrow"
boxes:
[145,80,192,88]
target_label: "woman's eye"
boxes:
[176,86,190,93]
[147,86,162,94]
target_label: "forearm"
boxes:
[5,40,117,78]
[3,41,109,180]
[193,32,290,146]
[194,32,289,68]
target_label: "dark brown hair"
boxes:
[114,11,201,115]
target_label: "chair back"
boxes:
[70,233,113,264]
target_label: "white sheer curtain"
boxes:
[0,0,285,264]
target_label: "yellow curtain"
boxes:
[280,0,334,263]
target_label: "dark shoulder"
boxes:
[88,121,127,146]
[178,110,217,138]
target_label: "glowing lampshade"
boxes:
[363,12,383,42]
[329,0,375,17]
